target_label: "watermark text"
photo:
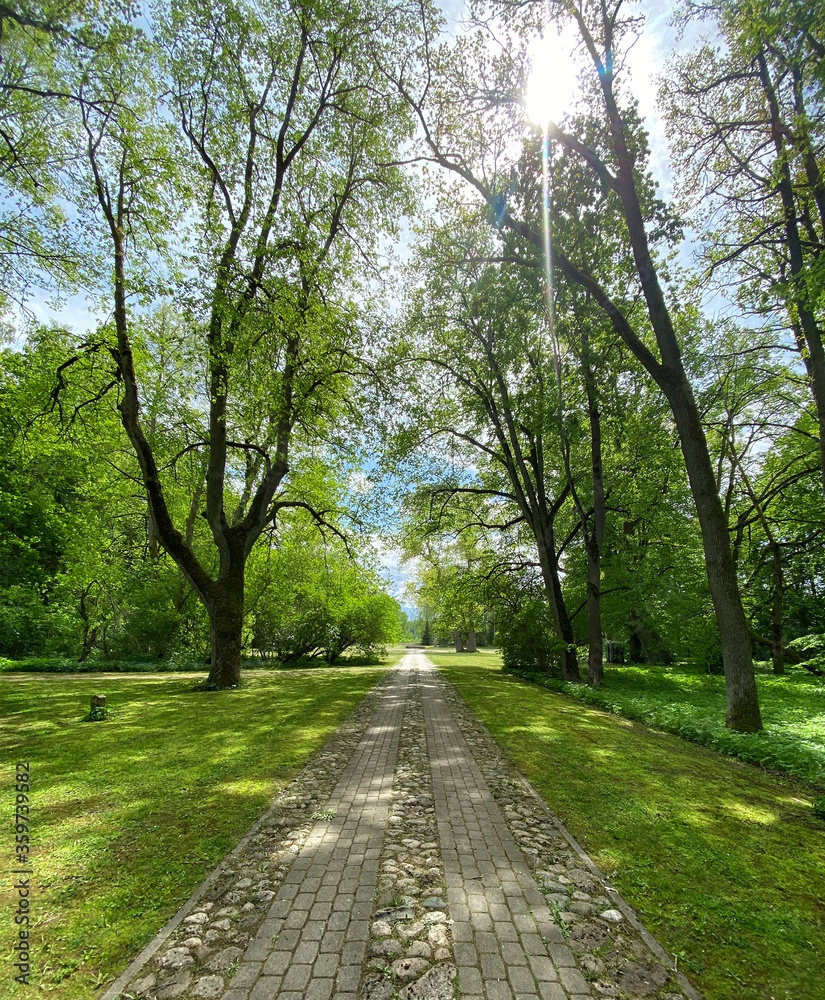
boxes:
[12,761,32,985]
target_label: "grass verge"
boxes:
[0,663,391,999]
[426,651,825,1000]
[508,659,825,788]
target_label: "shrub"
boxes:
[496,600,567,675]
[787,634,825,675]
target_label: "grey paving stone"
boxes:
[293,940,319,965]
[453,942,478,965]
[341,941,365,965]
[231,963,262,990]
[480,952,507,979]
[283,909,309,929]
[345,918,369,940]
[305,978,334,1000]
[320,931,345,952]
[558,966,591,994]
[470,912,494,931]
[487,981,515,1000]
[261,951,291,976]
[271,928,300,952]
[452,920,474,941]
[335,965,361,992]
[303,920,327,941]
[513,913,537,934]
[476,931,501,954]
[458,966,484,993]
[326,911,349,931]
[529,956,559,981]
[508,965,538,992]
[501,941,528,965]
[495,922,519,943]
[537,983,569,1000]
[520,933,548,957]
[243,940,272,963]
[248,976,281,1000]
[313,954,340,977]
[547,943,577,967]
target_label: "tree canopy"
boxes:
[1,0,824,730]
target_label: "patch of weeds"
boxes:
[81,706,111,722]
[310,807,336,821]
[813,795,825,820]
[549,902,568,936]
[390,892,405,906]
[227,960,239,978]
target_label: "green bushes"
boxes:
[787,633,825,674]
[495,599,565,674]
[0,657,204,673]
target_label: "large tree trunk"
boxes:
[536,538,581,682]
[206,570,245,689]
[584,339,605,687]
[664,377,762,729]
[453,629,464,652]
[586,551,603,685]
[466,630,477,652]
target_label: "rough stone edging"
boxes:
[517,773,702,1000]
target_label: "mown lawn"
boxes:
[426,650,825,1000]
[0,661,395,999]
[509,656,825,787]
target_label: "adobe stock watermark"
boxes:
[11,761,32,986]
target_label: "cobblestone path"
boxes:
[108,655,699,1000]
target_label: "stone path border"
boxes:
[105,655,703,1000]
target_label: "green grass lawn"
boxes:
[0,661,396,998]
[508,655,825,787]
[426,650,825,1000]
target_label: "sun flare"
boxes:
[524,26,580,126]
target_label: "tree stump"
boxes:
[91,694,107,711]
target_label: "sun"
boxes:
[524,25,580,126]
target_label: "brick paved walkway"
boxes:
[230,666,411,1000]
[421,661,591,1000]
[113,653,696,1000]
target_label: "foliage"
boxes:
[787,634,825,674]
[495,598,565,675]
[247,525,403,663]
